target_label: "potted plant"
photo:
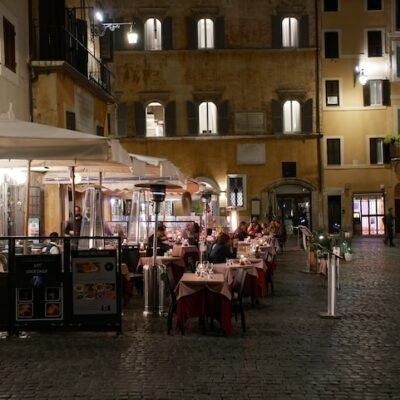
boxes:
[384,135,400,159]
[342,235,353,262]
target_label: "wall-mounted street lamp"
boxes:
[354,65,368,86]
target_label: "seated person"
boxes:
[146,224,172,257]
[234,221,248,241]
[42,232,61,255]
[208,232,235,263]
[247,216,262,238]
[269,217,281,237]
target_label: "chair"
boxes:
[232,268,247,333]
[160,265,177,335]
[122,245,143,296]
[265,252,276,296]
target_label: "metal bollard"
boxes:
[319,248,341,319]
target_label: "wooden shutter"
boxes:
[186,101,198,135]
[382,79,391,106]
[100,30,113,62]
[383,143,391,164]
[302,99,313,134]
[271,100,283,134]
[117,103,128,138]
[215,16,225,49]
[162,16,173,50]
[299,16,309,48]
[66,111,76,130]
[327,139,341,165]
[363,83,371,106]
[165,101,176,136]
[134,102,146,137]
[324,32,339,58]
[271,16,282,49]
[218,100,229,135]
[3,18,16,72]
[369,138,378,164]
[367,31,382,57]
[186,16,197,49]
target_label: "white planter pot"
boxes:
[344,253,353,262]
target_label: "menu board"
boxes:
[71,250,117,315]
[15,255,63,322]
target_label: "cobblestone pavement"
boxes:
[1,238,399,399]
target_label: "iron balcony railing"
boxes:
[32,24,112,95]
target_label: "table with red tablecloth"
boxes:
[138,256,186,284]
[175,273,232,335]
[172,245,199,269]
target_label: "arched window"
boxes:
[144,18,162,50]
[282,17,299,48]
[146,102,164,137]
[197,18,214,49]
[199,102,217,134]
[283,100,301,133]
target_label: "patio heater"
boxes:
[197,189,217,263]
[135,180,181,316]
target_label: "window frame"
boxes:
[366,0,383,11]
[281,162,297,178]
[144,17,162,51]
[197,17,214,49]
[366,29,384,57]
[395,0,400,32]
[145,101,165,137]
[281,17,299,48]
[283,100,301,134]
[325,79,340,107]
[326,138,342,166]
[226,174,246,210]
[324,0,339,12]
[198,101,218,135]
[0,9,19,84]
[369,137,390,165]
[324,30,340,59]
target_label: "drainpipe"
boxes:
[28,0,34,122]
[315,0,324,227]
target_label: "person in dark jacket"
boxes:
[146,224,172,256]
[209,232,235,263]
[383,208,395,247]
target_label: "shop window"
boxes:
[282,162,297,178]
[197,18,214,49]
[199,102,217,134]
[146,102,165,137]
[144,18,162,50]
[324,31,339,58]
[353,194,385,235]
[324,0,339,11]
[283,100,301,133]
[282,17,298,48]
[327,138,341,165]
[3,17,16,72]
[367,30,383,57]
[369,137,391,164]
[227,175,245,208]
[325,80,340,106]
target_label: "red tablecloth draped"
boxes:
[176,289,232,335]
[242,269,266,299]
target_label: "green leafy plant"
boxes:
[383,134,400,145]
[309,228,333,252]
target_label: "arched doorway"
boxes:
[263,179,316,234]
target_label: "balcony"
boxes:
[31,25,112,96]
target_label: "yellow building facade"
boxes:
[321,0,400,236]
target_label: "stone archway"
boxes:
[262,178,317,234]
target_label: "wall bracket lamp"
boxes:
[354,65,368,87]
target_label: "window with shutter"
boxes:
[162,17,173,50]
[66,111,76,130]
[282,17,298,48]
[165,101,176,137]
[145,18,162,50]
[327,138,341,165]
[199,102,217,134]
[324,0,339,11]
[117,103,128,137]
[187,16,198,49]
[146,102,165,137]
[3,17,16,72]
[198,18,214,49]
[369,80,383,105]
[187,101,198,135]
[283,100,301,133]
[367,31,382,57]
[134,102,146,137]
[324,31,339,58]
[369,137,388,164]
[325,80,340,106]
[282,162,297,178]
[215,16,225,49]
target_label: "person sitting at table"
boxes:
[261,222,269,236]
[269,217,281,237]
[247,216,262,238]
[146,224,172,257]
[41,232,61,255]
[209,232,235,263]
[234,221,248,241]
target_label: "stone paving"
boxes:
[0,238,399,399]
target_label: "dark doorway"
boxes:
[327,195,341,233]
[395,199,400,236]
[276,193,311,234]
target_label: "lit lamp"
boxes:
[354,65,368,86]
[135,180,181,316]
